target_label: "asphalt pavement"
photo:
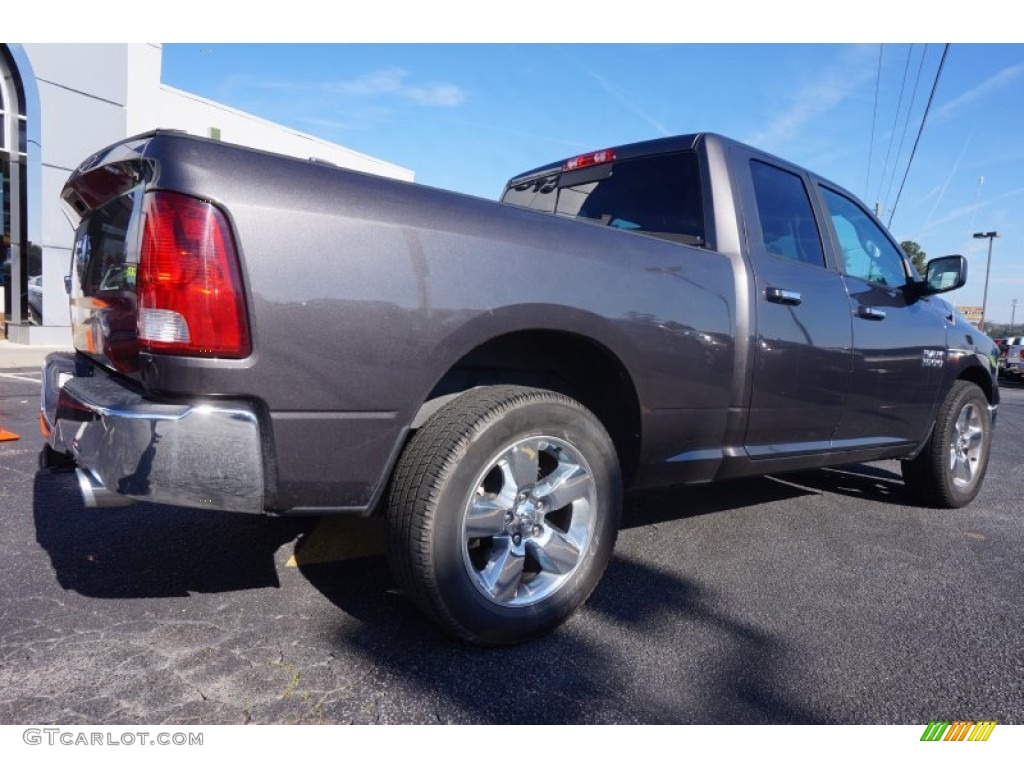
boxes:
[1,362,1021,724]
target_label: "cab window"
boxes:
[820,186,907,287]
[749,160,825,267]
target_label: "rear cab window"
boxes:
[502,151,705,247]
[748,160,826,267]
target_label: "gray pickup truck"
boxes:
[42,130,998,644]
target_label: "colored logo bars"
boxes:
[920,721,997,742]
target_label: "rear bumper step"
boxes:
[41,353,265,513]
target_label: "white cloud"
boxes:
[403,83,466,107]
[576,63,670,137]
[554,48,669,136]
[919,184,1024,232]
[917,129,974,232]
[328,67,466,107]
[746,46,876,149]
[329,67,408,95]
[261,67,466,108]
[298,117,353,131]
[932,62,1024,122]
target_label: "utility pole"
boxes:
[1012,298,1018,334]
[972,231,999,332]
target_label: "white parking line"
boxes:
[0,372,42,384]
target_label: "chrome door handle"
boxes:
[766,288,802,306]
[856,306,887,321]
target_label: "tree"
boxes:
[900,240,927,277]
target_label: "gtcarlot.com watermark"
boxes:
[23,728,203,747]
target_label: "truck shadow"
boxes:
[29,461,899,723]
[775,463,922,506]
[622,475,816,529]
[31,461,909,602]
[26,468,820,601]
[300,553,823,723]
[31,469,313,598]
[297,477,830,724]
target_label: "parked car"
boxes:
[1001,336,1024,379]
[42,130,999,643]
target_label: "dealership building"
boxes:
[1,43,413,345]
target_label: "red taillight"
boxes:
[138,192,250,358]
[562,148,616,171]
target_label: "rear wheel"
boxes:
[901,380,991,508]
[386,386,621,644]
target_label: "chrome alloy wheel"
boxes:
[949,401,985,489]
[461,436,597,608]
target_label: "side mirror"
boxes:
[920,255,968,296]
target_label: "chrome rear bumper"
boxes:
[41,353,265,513]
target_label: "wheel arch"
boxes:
[412,318,643,485]
[956,361,996,405]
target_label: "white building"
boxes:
[1,44,413,345]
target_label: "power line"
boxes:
[883,44,929,213]
[875,44,914,208]
[865,44,883,200]
[888,44,951,228]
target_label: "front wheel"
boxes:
[386,386,621,645]
[901,380,992,508]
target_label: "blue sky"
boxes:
[160,42,1024,324]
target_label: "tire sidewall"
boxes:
[936,383,992,507]
[429,398,621,644]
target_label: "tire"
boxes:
[901,380,992,508]
[386,386,621,645]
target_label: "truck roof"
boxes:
[506,133,703,186]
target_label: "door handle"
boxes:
[766,288,802,306]
[855,306,887,321]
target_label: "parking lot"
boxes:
[1,363,1021,724]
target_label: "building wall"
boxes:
[153,85,413,180]
[124,45,412,180]
[5,43,413,346]
[10,44,131,344]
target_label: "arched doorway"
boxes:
[1,44,30,329]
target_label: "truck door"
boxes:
[739,157,853,457]
[816,184,947,447]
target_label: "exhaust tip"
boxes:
[76,469,135,508]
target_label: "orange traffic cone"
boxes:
[0,413,19,441]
